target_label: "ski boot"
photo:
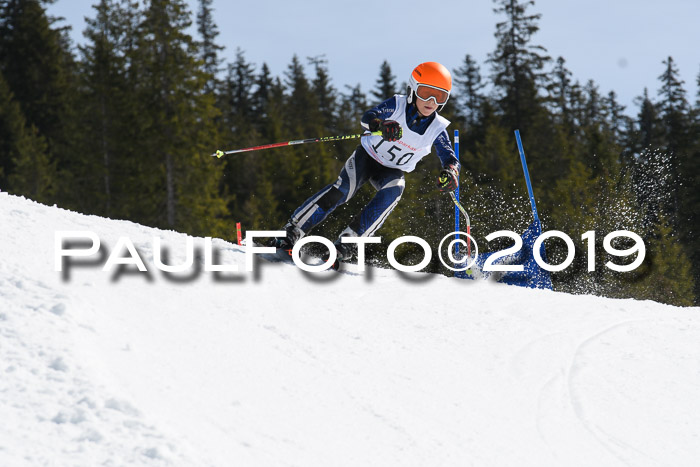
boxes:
[322,231,357,271]
[272,222,303,258]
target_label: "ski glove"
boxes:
[370,118,402,142]
[437,164,459,192]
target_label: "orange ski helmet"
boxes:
[407,61,452,112]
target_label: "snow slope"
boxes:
[1,192,699,467]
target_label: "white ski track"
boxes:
[1,192,699,467]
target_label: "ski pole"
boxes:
[212,131,382,158]
[448,191,472,257]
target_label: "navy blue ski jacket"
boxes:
[360,96,460,170]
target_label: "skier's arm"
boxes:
[361,96,398,131]
[434,130,460,171]
[435,130,460,192]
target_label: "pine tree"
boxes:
[655,57,699,304]
[371,60,397,103]
[128,0,228,236]
[308,55,337,133]
[251,70,288,229]
[454,54,485,126]
[218,48,257,200]
[220,48,256,142]
[656,57,691,218]
[335,83,368,157]
[251,63,284,142]
[308,55,343,202]
[488,0,550,131]
[629,215,696,306]
[687,68,700,303]
[219,54,288,231]
[697,67,700,110]
[546,57,573,126]
[196,0,222,94]
[462,99,500,184]
[658,57,690,156]
[339,84,367,126]
[73,0,141,217]
[0,69,20,187]
[0,69,55,201]
[654,57,694,256]
[283,54,319,134]
[486,0,559,208]
[478,122,525,203]
[7,122,54,202]
[626,88,667,231]
[545,157,598,295]
[572,80,621,177]
[603,90,628,143]
[633,88,665,153]
[282,55,322,200]
[0,0,71,149]
[0,0,74,205]
[656,58,688,191]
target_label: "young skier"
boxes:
[274,61,460,267]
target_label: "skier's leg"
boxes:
[284,147,371,242]
[350,169,405,237]
[332,168,405,261]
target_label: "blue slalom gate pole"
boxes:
[471,130,552,289]
[514,129,540,224]
[454,129,460,259]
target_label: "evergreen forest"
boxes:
[1,0,698,306]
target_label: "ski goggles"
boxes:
[415,84,450,105]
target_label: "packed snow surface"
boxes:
[1,192,699,467]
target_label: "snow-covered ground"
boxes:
[1,192,699,467]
